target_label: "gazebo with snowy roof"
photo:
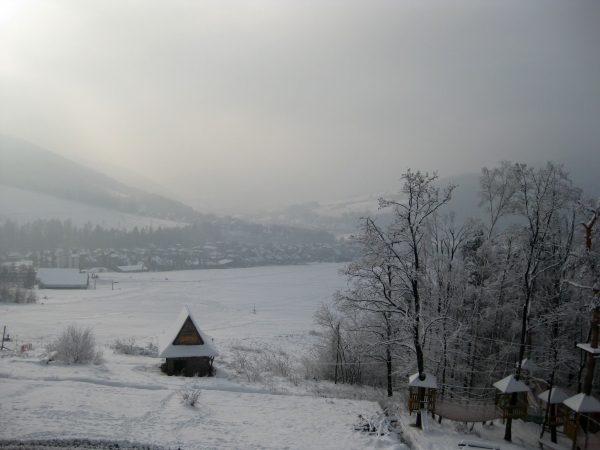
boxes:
[408,372,437,417]
[517,358,538,373]
[562,393,600,445]
[538,387,570,440]
[158,306,219,377]
[493,375,529,423]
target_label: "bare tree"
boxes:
[335,170,455,425]
[479,162,580,441]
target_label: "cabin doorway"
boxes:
[173,359,187,375]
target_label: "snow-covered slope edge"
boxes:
[0,184,186,230]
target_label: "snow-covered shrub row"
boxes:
[229,345,300,386]
[307,162,597,441]
[302,303,405,391]
[0,283,37,304]
[0,438,165,449]
[112,337,157,357]
[46,324,103,364]
[354,412,402,439]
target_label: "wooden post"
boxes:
[1,326,5,350]
[582,211,599,397]
[580,209,598,442]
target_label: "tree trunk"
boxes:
[386,344,393,397]
[504,392,518,442]
[505,302,530,442]
[550,404,557,443]
[583,306,599,396]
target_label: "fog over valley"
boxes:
[1,3,600,450]
[1,1,599,214]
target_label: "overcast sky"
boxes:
[1,1,599,213]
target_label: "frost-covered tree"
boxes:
[478,162,580,441]
[334,170,455,424]
[311,162,590,437]
[427,214,480,398]
[567,197,600,397]
[46,324,103,364]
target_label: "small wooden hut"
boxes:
[158,306,219,377]
[538,387,569,443]
[408,372,437,417]
[563,393,600,444]
[493,375,529,423]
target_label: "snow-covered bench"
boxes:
[538,438,569,450]
[457,439,502,449]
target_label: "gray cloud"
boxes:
[1,0,599,213]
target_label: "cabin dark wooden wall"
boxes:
[163,356,213,376]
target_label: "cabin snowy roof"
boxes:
[408,372,437,389]
[493,375,529,393]
[158,306,219,359]
[563,393,600,413]
[538,387,570,404]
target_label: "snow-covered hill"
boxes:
[0,135,198,222]
[0,184,186,230]
[243,173,485,237]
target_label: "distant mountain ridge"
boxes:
[242,173,486,236]
[0,135,197,222]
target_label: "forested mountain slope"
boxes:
[0,135,196,221]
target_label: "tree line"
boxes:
[0,218,336,254]
[309,162,599,440]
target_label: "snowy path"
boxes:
[0,376,384,449]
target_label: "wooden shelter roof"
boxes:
[408,372,438,389]
[493,375,529,393]
[538,387,570,404]
[564,393,600,413]
[158,306,219,358]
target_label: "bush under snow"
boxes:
[46,324,103,364]
[0,283,38,304]
[179,383,201,406]
[112,337,157,357]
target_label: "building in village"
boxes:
[158,306,219,376]
[36,268,89,289]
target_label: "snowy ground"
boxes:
[0,264,565,449]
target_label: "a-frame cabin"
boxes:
[158,306,219,376]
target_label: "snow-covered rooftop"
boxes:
[564,393,600,413]
[517,358,538,371]
[538,387,570,404]
[116,264,148,273]
[408,372,437,389]
[493,375,529,393]
[158,306,219,359]
[37,268,89,289]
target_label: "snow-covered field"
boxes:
[0,264,393,449]
[0,264,559,449]
[0,185,186,230]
